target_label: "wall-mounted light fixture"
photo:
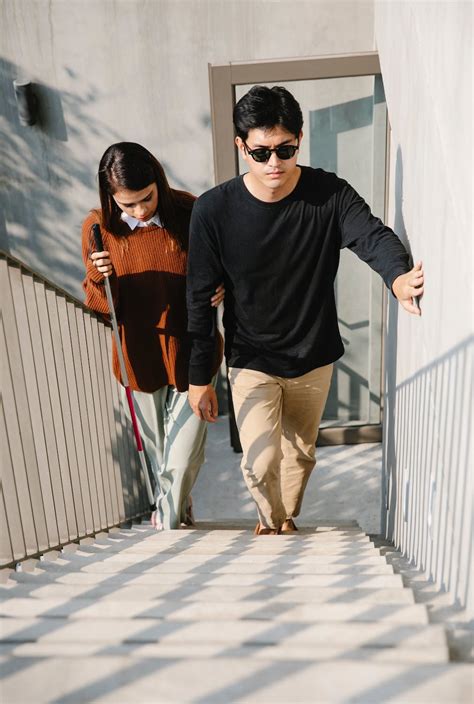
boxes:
[13,79,38,126]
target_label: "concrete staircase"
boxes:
[0,522,471,703]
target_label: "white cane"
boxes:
[92,223,155,507]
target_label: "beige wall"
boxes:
[0,0,374,297]
[376,0,473,613]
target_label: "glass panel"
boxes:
[236,76,386,426]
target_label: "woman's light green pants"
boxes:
[121,382,213,529]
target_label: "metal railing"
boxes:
[1,251,150,567]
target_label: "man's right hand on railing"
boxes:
[90,250,113,278]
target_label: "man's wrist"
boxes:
[390,269,407,298]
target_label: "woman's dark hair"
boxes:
[98,142,194,250]
[233,85,303,140]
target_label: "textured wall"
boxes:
[0,0,374,297]
[375,0,473,613]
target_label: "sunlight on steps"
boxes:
[0,522,472,703]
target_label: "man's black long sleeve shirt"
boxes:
[187,166,410,385]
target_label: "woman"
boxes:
[82,142,223,530]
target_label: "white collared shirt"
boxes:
[121,212,163,230]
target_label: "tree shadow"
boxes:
[0,56,120,297]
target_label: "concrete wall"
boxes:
[0,0,374,298]
[375,1,473,613]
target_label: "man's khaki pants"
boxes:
[228,364,333,529]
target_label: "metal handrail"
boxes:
[1,250,150,568]
[0,247,110,322]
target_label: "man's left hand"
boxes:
[392,261,424,316]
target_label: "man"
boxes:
[186,85,424,535]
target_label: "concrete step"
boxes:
[99,527,368,541]
[117,532,371,545]
[91,536,370,551]
[1,655,471,703]
[105,531,372,543]
[0,616,448,650]
[89,529,375,550]
[80,544,378,557]
[0,583,416,604]
[133,522,369,540]
[77,543,389,561]
[18,566,403,589]
[43,554,395,574]
[0,641,448,664]
[0,598,429,624]
[67,549,388,566]
[133,526,370,536]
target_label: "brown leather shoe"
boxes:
[281,518,298,533]
[254,522,280,535]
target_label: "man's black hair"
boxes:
[233,85,303,140]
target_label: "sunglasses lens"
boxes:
[275,146,297,160]
[252,149,270,162]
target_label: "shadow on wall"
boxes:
[384,149,472,610]
[0,57,119,296]
[386,334,473,610]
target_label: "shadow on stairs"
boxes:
[0,521,471,703]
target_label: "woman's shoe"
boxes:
[151,510,164,531]
[281,518,298,533]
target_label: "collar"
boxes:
[121,211,163,230]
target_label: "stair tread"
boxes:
[0,598,429,623]
[69,546,378,558]
[66,549,386,564]
[0,616,448,647]
[49,554,394,574]
[1,655,471,703]
[12,568,403,588]
[0,583,416,603]
[0,641,449,664]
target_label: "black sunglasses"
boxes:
[243,141,299,163]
